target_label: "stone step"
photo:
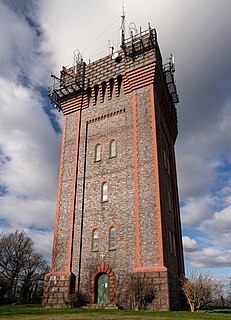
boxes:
[83,303,119,309]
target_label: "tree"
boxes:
[181,270,221,312]
[225,278,231,306]
[20,252,49,303]
[0,229,49,304]
[0,274,9,302]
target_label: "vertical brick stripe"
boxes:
[92,87,96,105]
[150,84,164,267]
[66,110,81,272]
[106,81,111,100]
[51,115,67,272]
[132,90,142,268]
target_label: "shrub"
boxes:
[129,274,157,310]
[181,270,222,312]
[65,291,88,308]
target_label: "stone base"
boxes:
[42,272,76,308]
[128,270,182,311]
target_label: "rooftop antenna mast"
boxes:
[120,5,125,48]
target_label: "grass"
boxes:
[0,304,230,320]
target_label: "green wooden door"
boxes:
[97,273,110,304]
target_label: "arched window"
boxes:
[109,227,116,250]
[92,229,99,251]
[109,140,117,158]
[101,182,108,202]
[95,144,101,162]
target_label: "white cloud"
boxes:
[0,195,55,229]
[177,100,231,201]
[0,1,52,86]
[199,205,231,248]
[0,78,59,259]
[26,228,54,260]
[177,155,215,199]
[181,196,213,226]
[38,0,122,72]
[182,236,198,252]
[0,78,61,198]
[185,247,231,268]
[0,1,61,257]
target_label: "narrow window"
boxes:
[110,140,117,158]
[117,75,122,96]
[168,191,172,212]
[95,144,101,162]
[173,234,177,257]
[163,149,167,169]
[109,78,114,98]
[100,81,107,102]
[87,87,92,104]
[92,229,99,251]
[169,230,173,255]
[109,227,116,250]
[101,182,108,202]
[167,157,171,176]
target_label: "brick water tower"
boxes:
[42,21,184,310]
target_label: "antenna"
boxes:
[120,5,125,47]
[169,54,175,73]
[73,49,83,77]
[129,22,138,37]
[108,40,114,55]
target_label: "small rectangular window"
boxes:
[109,227,116,250]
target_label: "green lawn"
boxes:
[0,305,230,320]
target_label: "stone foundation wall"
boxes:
[123,271,181,311]
[127,271,169,311]
[42,273,76,308]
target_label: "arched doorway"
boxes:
[90,262,116,304]
[95,273,110,304]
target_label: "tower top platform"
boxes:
[48,25,179,112]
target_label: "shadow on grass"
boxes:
[210,309,231,314]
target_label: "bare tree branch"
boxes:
[181,270,222,312]
[0,229,49,303]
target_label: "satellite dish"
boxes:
[111,51,123,63]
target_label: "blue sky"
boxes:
[0,0,231,280]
